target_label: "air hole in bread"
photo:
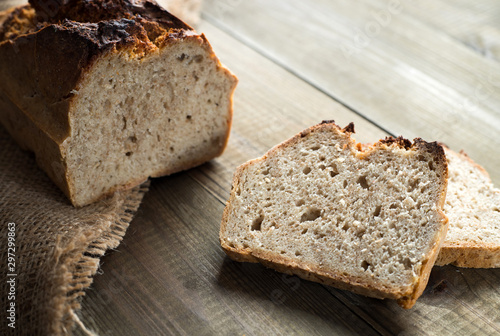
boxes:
[301,228,308,235]
[400,257,412,270]
[251,214,264,231]
[310,145,321,151]
[319,155,326,161]
[428,161,434,171]
[295,251,302,256]
[193,54,204,63]
[342,180,348,188]
[408,178,418,192]
[303,166,312,175]
[261,168,270,175]
[373,205,382,217]
[319,164,326,170]
[314,230,326,239]
[125,151,132,157]
[104,99,112,111]
[341,223,349,231]
[296,199,305,206]
[329,163,339,177]
[356,228,366,238]
[127,135,137,143]
[300,208,321,222]
[361,260,370,271]
[389,203,397,209]
[357,175,369,189]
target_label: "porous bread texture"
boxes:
[0,1,237,207]
[435,147,500,268]
[220,121,449,309]
[66,36,234,206]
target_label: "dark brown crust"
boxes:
[380,136,412,150]
[28,0,192,30]
[220,121,449,309]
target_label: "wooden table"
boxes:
[68,1,500,335]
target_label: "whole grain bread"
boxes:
[435,147,500,268]
[220,121,449,309]
[0,0,237,207]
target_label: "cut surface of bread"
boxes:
[0,0,237,207]
[435,147,500,268]
[220,121,449,309]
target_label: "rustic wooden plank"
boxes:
[324,266,500,336]
[203,0,500,186]
[78,174,380,336]
[400,0,500,62]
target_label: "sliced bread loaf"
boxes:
[220,121,449,309]
[435,147,500,268]
[0,0,237,207]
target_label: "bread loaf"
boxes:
[220,121,449,309]
[436,147,500,268]
[0,0,237,207]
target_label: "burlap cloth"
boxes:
[0,126,149,335]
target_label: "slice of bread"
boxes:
[220,121,449,309]
[0,1,237,207]
[435,147,500,268]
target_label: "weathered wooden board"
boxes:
[400,0,500,62]
[203,0,500,185]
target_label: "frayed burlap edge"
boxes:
[46,182,150,335]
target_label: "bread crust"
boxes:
[0,2,237,207]
[220,121,449,309]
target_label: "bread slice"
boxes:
[0,0,237,207]
[435,147,500,268]
[220,121,449,309]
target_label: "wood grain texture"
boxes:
[400,0,500,62]
[203,0,500,186]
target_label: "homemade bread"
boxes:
[220,121,449,309]
[0,0,237,207]
[435,147,500,268]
